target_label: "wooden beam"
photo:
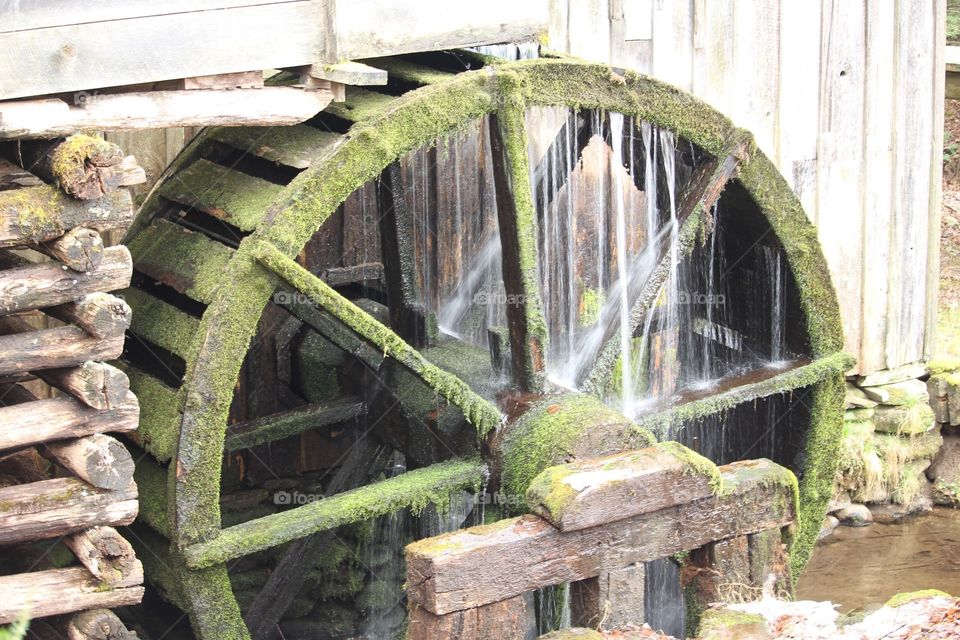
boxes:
[64,608,139,640]
[37,361,131,410]
[47,434,135,491]
[0,391,139,451]
[180,71,264,90]
[0,476,138,546]
[65,526,139,585]
[224,399,364,451]
[0,247,132,315]
[525,443,719,532]
[0,87,333,139]
[183,458,485,569]
[405,459,796,614]
[0,564,143,624]
[0,186,133,248]
[305,61,388,86]
[0,316,125,376]
[2,136,145,200]
[46,293,134,341]
[40,227,105,272]
[407,594,537,640]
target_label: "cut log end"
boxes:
[48,434,135,491]
[64,608,139,640]
[65,526,138,585]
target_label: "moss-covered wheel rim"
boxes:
[123,56,849,639]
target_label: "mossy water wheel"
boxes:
[120,54,849,639]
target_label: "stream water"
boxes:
[797,509,960,612]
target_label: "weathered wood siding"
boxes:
[550,0,946,374]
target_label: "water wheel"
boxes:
[120,53,849,639]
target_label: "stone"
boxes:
[856,364,928,387]
[817,515,839,541]
[845,407,876,421]
[877,379,929,406]
[570,563,645,630]
[698,608,772,640]
[928,375,950,423]
[846,383,879,408]
[861,385,891,404]
[928,435,960,507]
[827,492,852,514]
[869,496,932,524]
[873,404,936,435]
[836,504,873,527]
[933,479,960,507]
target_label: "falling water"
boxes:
[436,236,506,346]
[765,245,786,363]
[610,113,634,414]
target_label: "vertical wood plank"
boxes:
[926,0,947,360]
[777,0,822,221]
[887,0,935,366]
[731,0,781,159]
[816,0,866,361]
[567,0,611,62]
[691,0,734,118]
[651,0,693,91]
[859,0,896,373]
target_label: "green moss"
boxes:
[697,608,769,640]
[928,357,960,374]
[885,589,952,608]
[127,219,234,304]
[183,458,485,569]
[50,134,122,191]
[325,87,401,123]
[656,441,724,494]
[118,363,183,462]
[500,393,655,507]
[791,372,845,577]
[295,332,341,403]
[134,453,172,538]
[873,403,936,435]
[158,158,282,232]
[634,353,853,438]
[123,287,200,361]
[252,240,502,435]
[579,287,605,327]
[370,58,455,86]
[207,125,339,170]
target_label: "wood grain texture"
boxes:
[0,476,138,546]
[0,315,125,376]
[407,594,537,640]
[0,564,143,624]
[65,526,138,585]
[47,434,135,490]
[0,391,138,451]
[406,459,796,614]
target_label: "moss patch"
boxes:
[183,458,485,569]
[118,363,183,463]
[697,608,769,640]
[885,589,952,608]
[123,287,200,361]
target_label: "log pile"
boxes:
[0,135,144,635]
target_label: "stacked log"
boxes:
[0,135,144,635]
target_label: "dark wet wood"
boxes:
[406,460,795,614]
[407,594,537,640]
[63,608,139,640]
[48,434,135,491]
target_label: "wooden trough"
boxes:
[0,135,144,637]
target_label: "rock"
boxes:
[929,435,960,506]
[928,375,950,423]
[933,479,960,507]
[846,383,879,408]
[856,364,928,387]
[861,385,891,404]
[836,504,873,527]
[873,403,936,434]
[827,492,852,514]
[698,608,772,640]
[817,515,839,541]
[874,427,943,462]
[945,373,960,427]
[876,379,930,406]
[869,495,931,524]
[845,407,876,421]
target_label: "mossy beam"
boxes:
[633,352,854,437]
[223,398,364,451]
[183,458,485,569]
[251,239,502,435]
[490,71,550,391]
[123,287,201,361]
[117,363,183,463]
[789,370,845,577]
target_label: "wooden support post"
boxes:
[407,594,537,640]
[47,434,135,491]
[65,526,139,585]
[0,185,133,247]
[64,608,138,640]
[40,227,105,272]
[0,564,143,624]
[0,315,126,376]
[0,392,139,451]
[570,563,645,631]
[2,135,146,200]
[406,459,796,614]
[376,162,430,347]
[37,361,130,410]
[0,246,133,315]
[0,477,138,546]
[489,111,546,392]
